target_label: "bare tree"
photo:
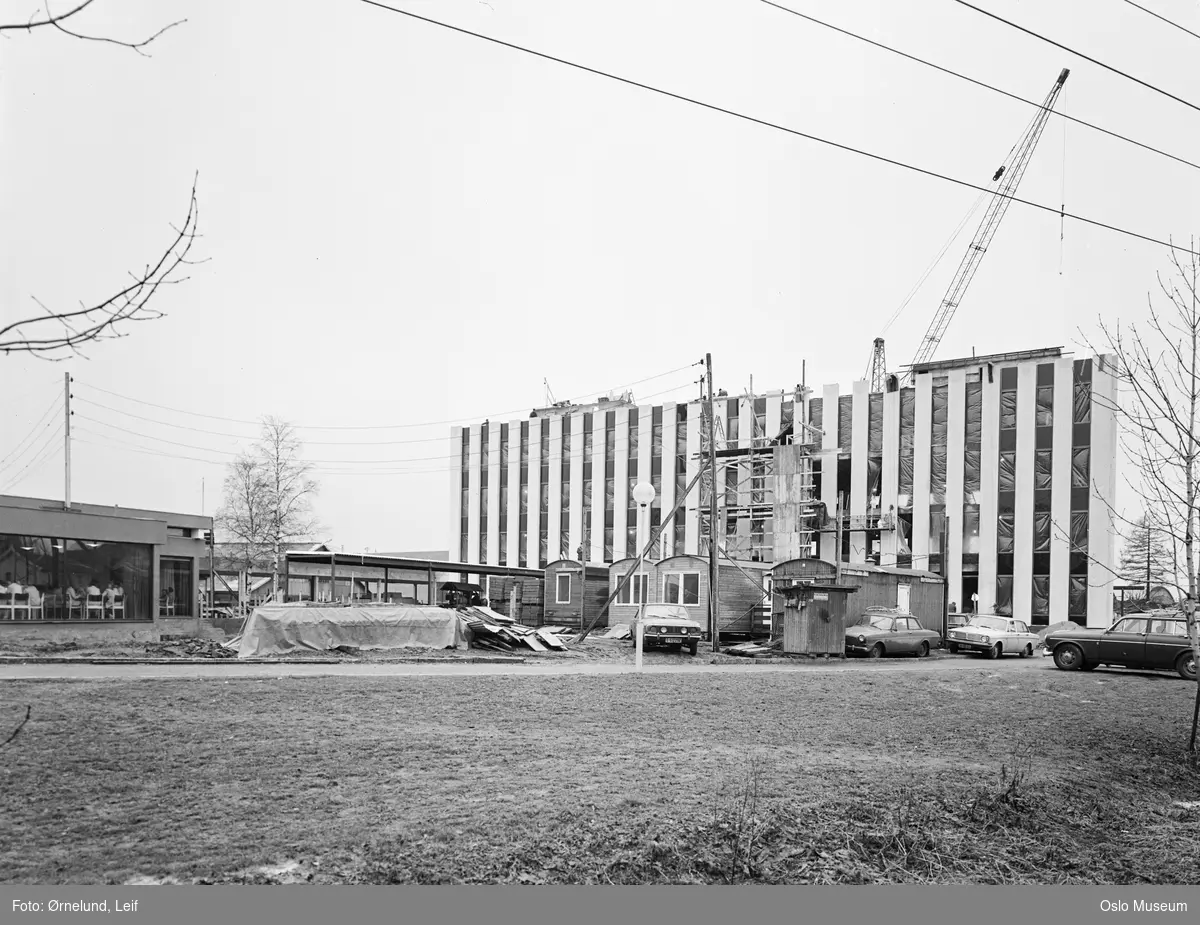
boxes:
[0,1,185,56]
[216,418,322,603]
[1090,239,1200,749]
[1,2,198,360]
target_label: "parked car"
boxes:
[945,614,1040,659]
[629,604,704,656]
[845,612,942,658]
[1045,613,1198,680]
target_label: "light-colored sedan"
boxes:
[946,614,1041,659]
[629,604,705,656]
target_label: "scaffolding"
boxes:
[698,386,822,564]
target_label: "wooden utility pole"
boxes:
[63,372,72,509]
[834,493,844,583]
[706,353,720,652]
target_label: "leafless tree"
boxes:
[1089,239,1200,748]
[0,2,198,360]
[216,419,322,603]
[0,1,185,56]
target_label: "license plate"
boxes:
[665,636,682,644]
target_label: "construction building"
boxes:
[449,346,1119,628]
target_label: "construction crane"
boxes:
[908,67,1070,371]
[867,337,888,392]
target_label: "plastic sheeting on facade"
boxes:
[965,383,983,444]
[899,389,915,451]
[838,396,853,453]
[1073,380,1092,424]
[996,577,1013,615]
[781,400,794,435]
[868,394,883,455]
[809,398,823,440]
[1000,390,1018,430]
[1032,576,1050,617]
[1070,512,1088,549]
[1069,576,1087,618]
[866,457,882,500]
[1072,447,1090,488]
[999,451,1017,492]
[929,449,947,504]
[235,605,466,658]
[1035,450,1053,490]
[1033,512,1052,552]
[997,514,1015,553]
[964,449,982,498]
[931,386,948,443]
[899,453,914,502]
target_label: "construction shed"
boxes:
[837,563,946,632]
[607,555,771,638]
[543,560,610,631]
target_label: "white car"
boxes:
[946,613,1041,659]
[629,604,705,656]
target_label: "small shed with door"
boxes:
[543,560,610,631]
[770,558,838,635]
[837,563,945,632]
[774,579,857,656]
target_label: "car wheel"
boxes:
[984,643,1001,660]
[1053,643,1084,671]
[947,643,959,654]
[916,641,929,658]
[1177,650,1197,681]
[1020,643,1033,658]
[868,643,884,659]
[688,640,699,657]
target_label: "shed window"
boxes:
[555,573,571,604]
[617,574,648,604]
[664,572,700,606]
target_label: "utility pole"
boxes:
[63,372,72,509]
[706,353,720,652]
[834,493,844,583]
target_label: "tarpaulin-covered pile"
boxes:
[233,605,466,658]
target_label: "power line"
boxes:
[356,0,1199,256]
[0,395,62,474]
[1119,0,1200,43]
[760,1,1200,173]
[950,0,1200,115]
[1,422,64,494]
[72,361,704,432]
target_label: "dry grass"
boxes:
[1,667,1198,884]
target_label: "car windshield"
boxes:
[863,615,895,629]
[965,615,1008,631]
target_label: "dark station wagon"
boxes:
[1045,613,1198,680]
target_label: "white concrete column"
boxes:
[821,385,839,452]
[569,413,584,560]
[849,380,869,564]
[506,421,521,566]
[662,404,677,556]
[527,418,542,568]
[912,375,933,569]
[1088,357,1119,627]
[467,424,481,565]
[1013,363,1037,622]
[880,390,901,566]
[977,366,1001,613]
[487,424,502,565]
[765,391,783,445]
[945,369,967,609]
[449,426,464,561]
[1049,358,1074,621]
[614,410,630,560]
[685,401,702,555]
[547,416,563,562]
[638,405,653,555]
[588,412,605,564]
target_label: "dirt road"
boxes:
[0,654,1058,680]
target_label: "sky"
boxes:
[2,0,1199,554]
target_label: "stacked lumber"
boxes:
[461,608,569,653]
[723,638,782,659]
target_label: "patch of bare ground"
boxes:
[1,669,1198,884]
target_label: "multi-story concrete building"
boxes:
[450,347,1119,627]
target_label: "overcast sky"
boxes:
[2,0,1198,553]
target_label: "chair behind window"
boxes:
[86,593,104,620]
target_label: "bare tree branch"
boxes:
[0,1,185,57]
[0,175,201,358]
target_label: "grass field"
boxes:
[2,665,1199,884]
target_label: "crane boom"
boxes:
[909,67,1069,370]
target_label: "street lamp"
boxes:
[632,481,656,671]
